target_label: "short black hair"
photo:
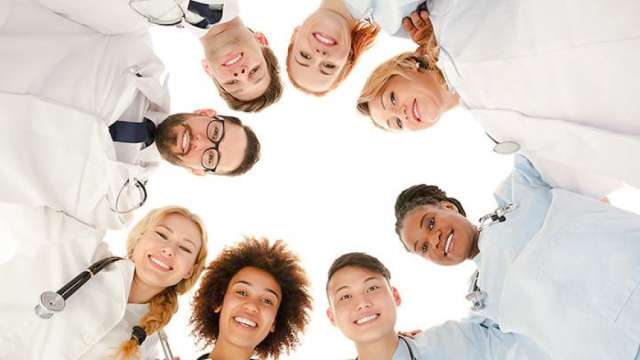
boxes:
[326,252,391,294]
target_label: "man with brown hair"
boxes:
[131,0,283,112]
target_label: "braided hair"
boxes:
[394,184,466,236]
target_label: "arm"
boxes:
[415,320,551,360]
[34,0,149,35]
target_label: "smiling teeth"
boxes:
[314,32,335,45]
[224,53,242,66]
[150,256,171,270]
[235,317,257,327]
[444,232,454,255]
[181,131,188,153]
[355,314,378,325]
[412,100,422,122]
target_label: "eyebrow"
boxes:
[158,224,197,248]
[235,280,280,300]
[333,276,380,295]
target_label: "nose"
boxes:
[356,298,372,312]
[232,65,248,78]
[160,245,175,257]
[315,48,327,56]
[428,229,442,250]
[242,298,259,313]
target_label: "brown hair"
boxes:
[287,19,380,96]
[356,50,446,123]
[115,206,209,359]
[155,114,261,175]
[326,252,391,294]
[214,47,283,112]
[191,237,312,359]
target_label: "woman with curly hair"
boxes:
[393,155,640,359]
[357,2,640,199]
[191,237,312,359]
[1,205,208,359]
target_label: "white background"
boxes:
[103,1,640,358]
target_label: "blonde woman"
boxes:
[357,1,640,200]
[0,205,208,359]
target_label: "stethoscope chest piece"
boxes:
[493,141,520,155]
[466,270,487,311]
[35,291,65,319]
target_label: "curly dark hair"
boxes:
[190,237,312,359]
[394,184,466,236]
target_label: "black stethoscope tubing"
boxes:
[35,256,123,319]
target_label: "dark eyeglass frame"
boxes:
[200,115,233,173]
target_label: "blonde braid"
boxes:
[114,287,178,359]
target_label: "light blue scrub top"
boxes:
[469,155,640,359]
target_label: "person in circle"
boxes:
[191,237,312,359]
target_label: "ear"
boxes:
[201,59,215,77]
[190,168,206,176]
[194,108,217,117]
[253,32,269,47]
[270,324,276,333]
[439,200,458,213]
[326,308,337,327]
[391,287,402,307]
[183,266,194,280]
[213,305,222,313]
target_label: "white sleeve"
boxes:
[33,0,149,34]
[415,320,551,360]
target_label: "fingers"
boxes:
[410,11,427,29]
[402,17,416,34]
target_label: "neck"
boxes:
[467,226,481,260]
[441,88,460,111]
[128,274,163,304]
[210,338,254,360]
[319,0,354,22]
[355,332,399,360]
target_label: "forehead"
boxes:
[230,266,282,297]
[328,266,386,293]
[156,213,202,246]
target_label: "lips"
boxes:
[181,129,189,154]
[444,231,454,256]
[354,313,379,326]
[412,99,423,123]
[222,52,243,67]
[148,255,173,272]
[234,316,258,329]
[313,32,337,46]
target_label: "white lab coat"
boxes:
[0,205,160,359]
[0,0,170,229]
[345,0,425,37]
[469,155,640,359]
[427,0,640,198]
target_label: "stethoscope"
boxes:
[465,203,519,311]
[35,256,123,319]
[109,178,148,214]
[354,336,416,360]
[35,256,176,360]
[129,0,222,28]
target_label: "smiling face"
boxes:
[288,9,352,94]
[368,70,448,131]
[130,213,202,291]
[202,27,271,102]
[217,267,282,351]
[327,266,400,344]
[399,203,479,265]
[167,112,248,175]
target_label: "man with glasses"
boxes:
[0,0,261,230]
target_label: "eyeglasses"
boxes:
[200,116,232,172]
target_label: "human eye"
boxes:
[155,230,168,240]
[420,243,429,254]
[390,91,397,105]
[323,62,336,70]
[338,293,352,301]
[366,285,380,293]
[429,217,435,230]
[179,245,193,254]
[395,118,404,129]
[235,289,248,297]
[300,51,311,60]
[261,297,275,306]
[249,65,259,75]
